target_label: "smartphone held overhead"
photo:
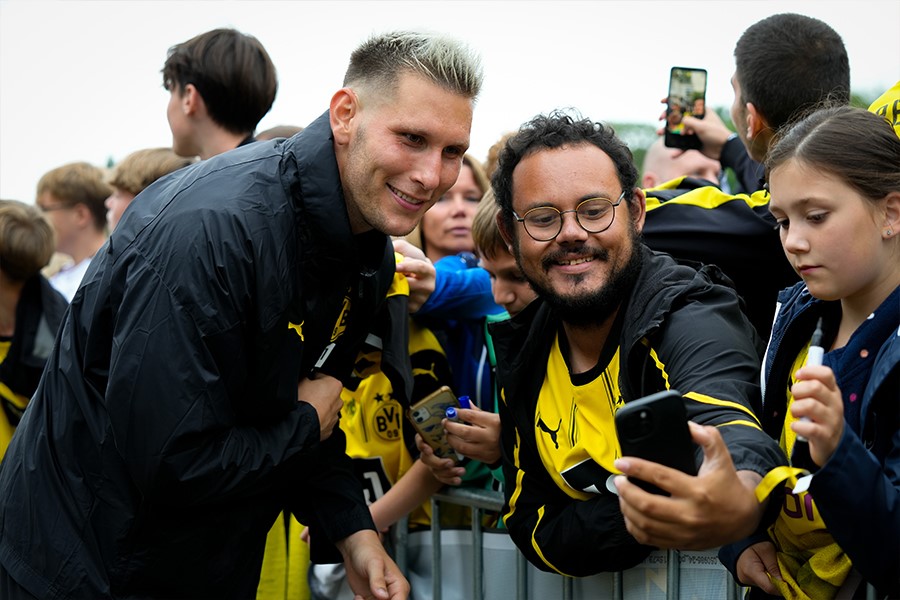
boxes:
[664,67,707,150]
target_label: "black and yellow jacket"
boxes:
[643,181,799,342]
[0,274,67,459]
[492,246,786,576]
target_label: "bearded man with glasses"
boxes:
[488,110,785,576]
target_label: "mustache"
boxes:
[541,245,609,270]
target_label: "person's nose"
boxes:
[448,195,470,216]
[411,151,443,193]
[782,225,809,255]
[492,279,514,307]
[555,210,588,244]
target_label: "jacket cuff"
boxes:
[718,530,771,584]
[309,504,376,564]
[719,134,744,170]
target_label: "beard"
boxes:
[515,227,644,327]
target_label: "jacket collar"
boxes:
[763,283,900,435]
[287,111,388,277]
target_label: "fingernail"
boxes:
[614,458,630,471]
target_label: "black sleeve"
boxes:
[288,428,377,564]
[720,134,764,195]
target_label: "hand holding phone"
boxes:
[664,67,708,150]
[614,390,697,495]
[407,386,461,460]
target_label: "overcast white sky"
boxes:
[1,0,898,203]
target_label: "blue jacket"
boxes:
[417,254,501,408]
[417,252,502,322]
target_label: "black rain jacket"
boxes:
[492,247,785,576]
[0,112,395,599]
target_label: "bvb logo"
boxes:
[373,400,402,442]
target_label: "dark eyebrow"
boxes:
[770,197,815,212]
[395,125,469,151]
[580,192,615,202]
[522,192,615,212]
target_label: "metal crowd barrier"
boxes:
[392,487,744,600]
[391,487,881,600]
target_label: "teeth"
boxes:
[559,257,592,266]
[390,185,423,205]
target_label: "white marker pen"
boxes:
[796,317,824,442]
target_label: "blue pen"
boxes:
[443,406,465,460]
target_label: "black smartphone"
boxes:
[664,67,708,150]
[614,390,697,495]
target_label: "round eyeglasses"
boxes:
[512,191,626,242]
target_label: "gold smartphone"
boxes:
[407,385,460,459]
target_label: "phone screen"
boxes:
[665,67,708,150]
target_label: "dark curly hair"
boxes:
[490,110,638,238]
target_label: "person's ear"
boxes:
[330,88,359,146]
[71,203,91,228]
[745,102,768,141]
[642,172,658,189]
[882,190,900,240]
[628,187,647,232]
[181,83,202,117]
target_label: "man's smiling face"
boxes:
[508,143,644,325]
[336,71,474,236]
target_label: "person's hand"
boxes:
[445,404,502,464]
[790,365,844,466]
[656,98,733,161]
[414,433,465,486]
[393,239,435,313]
[736,541,783,595]
[681,108,733,161]
[614,421,763,549]
[297,373,343,441]
[338,529,410,600]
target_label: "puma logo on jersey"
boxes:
[412,362,439,382]
[288,321,304,340]
[537,415,562,449]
